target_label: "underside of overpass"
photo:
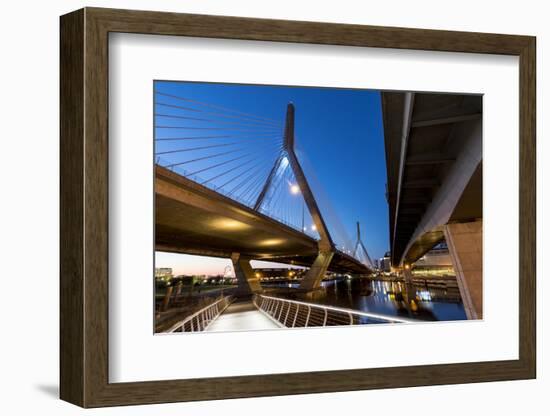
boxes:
[383,92,482,266]
[382,91,483,319]
[155,165,369,277]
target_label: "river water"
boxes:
[264,278,467,322]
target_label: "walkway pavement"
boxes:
[206,299,281,332]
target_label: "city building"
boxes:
[411,241,455,276]
[155,267,173,281]
[379,252,391,273]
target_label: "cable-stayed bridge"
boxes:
[154,91,374,294]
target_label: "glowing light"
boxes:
[259,238,285,247]
[417,290,432,301]
[311,224,317,231]
[210,218,250,231]
[290,184,300,194]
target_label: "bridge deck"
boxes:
[206,299,281,332]
[156,165,370,275]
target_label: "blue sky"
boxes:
[154,80,389,275]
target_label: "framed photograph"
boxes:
[60,7,536,408]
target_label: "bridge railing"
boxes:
[253,294,415,327]
[166,295,234,333]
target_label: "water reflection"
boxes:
[263,278,467,322]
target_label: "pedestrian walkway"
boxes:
[206,299,282,332]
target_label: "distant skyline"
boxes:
[155,80,389,275]
[155,252,297,277]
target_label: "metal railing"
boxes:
[167,295,233,333]
[254,294,415,327]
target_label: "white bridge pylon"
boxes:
[253,103,334,251]
[254,104,334,289]
[353,222,374,270]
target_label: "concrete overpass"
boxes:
[156,165,370,293]
[156,102,373,295]
[382,92,483,319]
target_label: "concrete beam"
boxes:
[411,112,481,128]
[401,196,432,204]
[402,179,440,189]
[391,92,415,261]
[406,153,455,166]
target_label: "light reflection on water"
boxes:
[266,278,467,322]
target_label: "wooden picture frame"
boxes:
[60,7,536,408]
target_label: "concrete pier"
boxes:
[231,253,262,294]
[444,220,483,319]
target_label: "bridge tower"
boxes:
[255,103,335,291]
[353,222,374,270]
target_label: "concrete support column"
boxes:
[402,267,417,313]
[175,281,183,297]
[444,220,483,319]
[231,253,262,295]
[299,251,334,291]
[161,285,173,312]
[403,266,413,284]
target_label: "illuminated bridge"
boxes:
[155,94,374,295]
